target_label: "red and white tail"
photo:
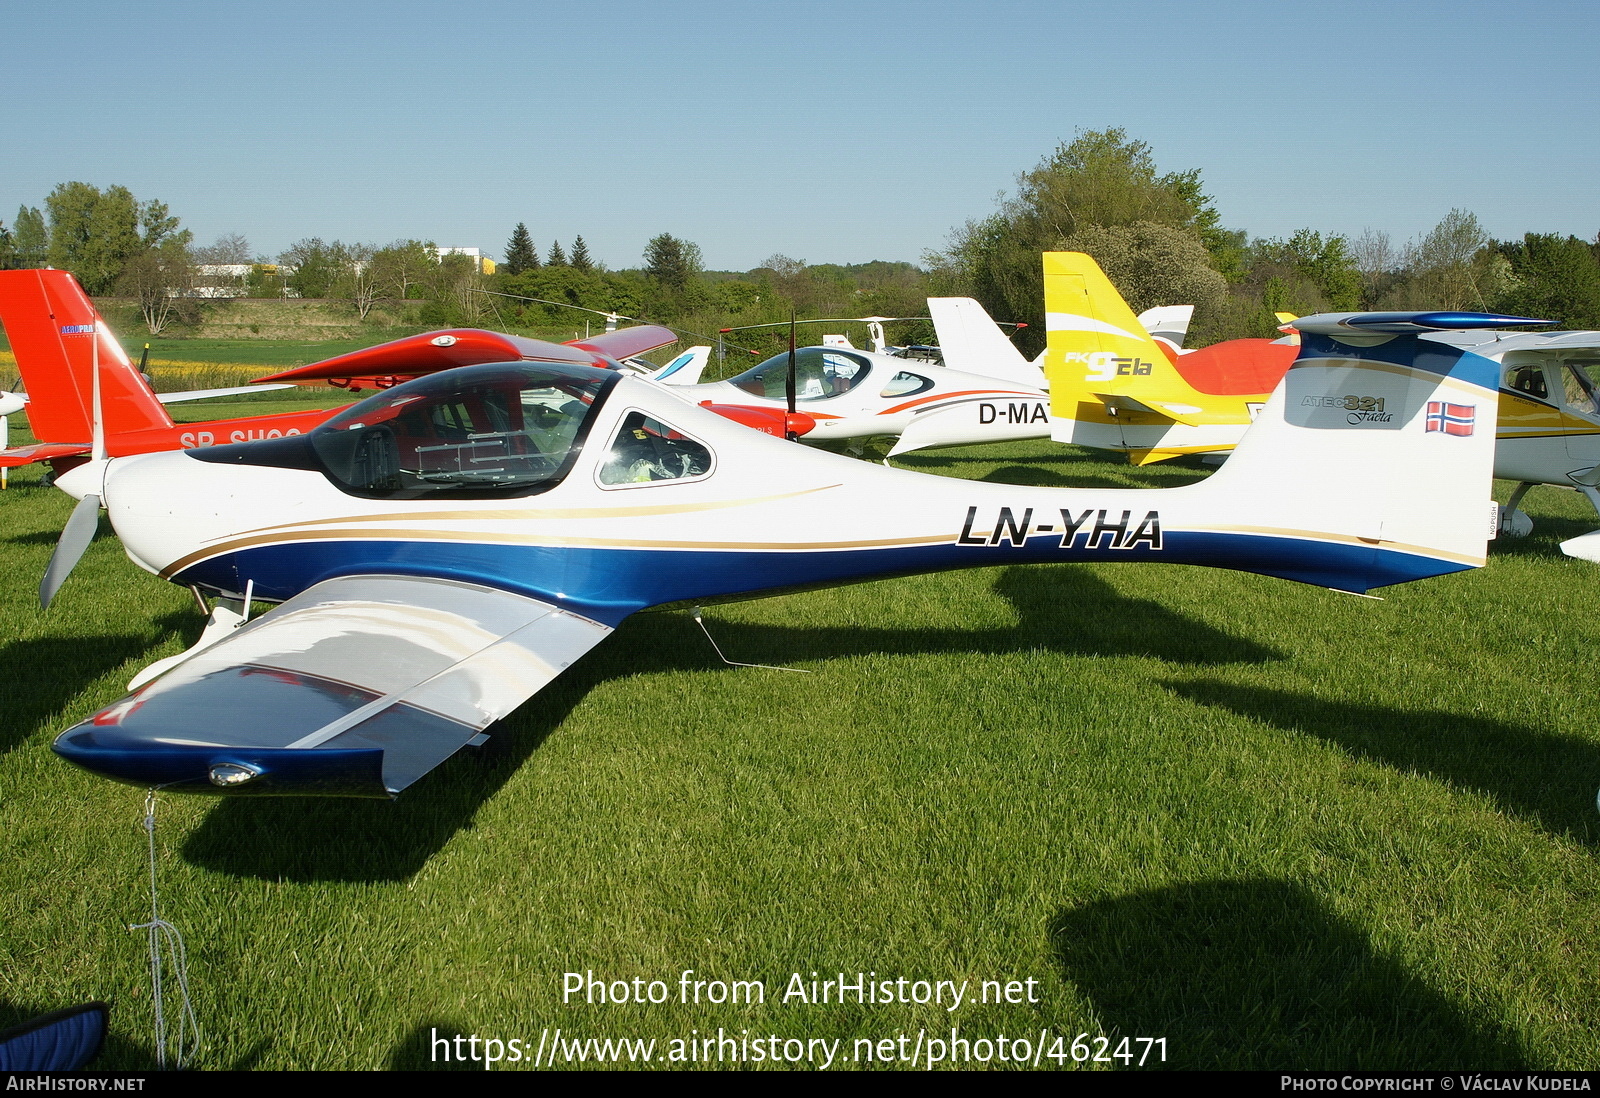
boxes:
[0,269,173,444]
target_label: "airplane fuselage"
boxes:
[101,366,1480,626]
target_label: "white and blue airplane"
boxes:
[45,309,1518,798]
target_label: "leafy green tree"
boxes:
[46,183,143,294]
[570,236,593,272]
[246,264,287,297]
[279,238,346,298]
[1398,209,1505,311]
[1015,129,1215,238]
[547,239,567,267]
[137,199,186,249]
[928,130,1228,354]
[370,239,437,300]
[1070,221,1228,318]
[644,233,702,290]
[504,222,538,275]
[1496,233,1600,329]
[425,252,488,322]
[1247,229,1362,313]
[11,206,47,268]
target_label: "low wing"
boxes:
[565,325,679,361]
[254,325,679,387]
[53,575,613,797]
[155,383,295,404]
[0,442,91,468]
[254,329,599,385]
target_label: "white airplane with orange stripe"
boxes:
[669,343,1052,456]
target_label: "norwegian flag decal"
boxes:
[1425,401,1475,436]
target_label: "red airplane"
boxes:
[0,271,807,482]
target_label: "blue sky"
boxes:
[3,0,1595,270]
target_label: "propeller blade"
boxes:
[40,494,101,609]
[785,312,798,439]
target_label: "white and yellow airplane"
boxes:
[1041,252,1300,466]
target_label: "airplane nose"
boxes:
[101,450,200,575]
[101,447,328,581]
[52,457,110,502]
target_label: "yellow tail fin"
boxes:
[1042,252,1207,426]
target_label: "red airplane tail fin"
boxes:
[0,269,173,443]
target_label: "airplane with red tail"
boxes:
[0,271,733,482]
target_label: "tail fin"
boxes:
[1189,311,1543,588]
[1042,251,1217,427]
[926,298,1047,390]
[0,270,172,443]
[645,345,710,385]
[1136,304,1194,351]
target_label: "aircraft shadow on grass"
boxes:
[1165,680,1600,849]
[1490,505,1598,560]
[1051,878,1527,1070]
[388,1021,479,1071]
[894,449,1211,491]
[0,615,191,757]
[5,529,84,548]
[180,566,1280,885]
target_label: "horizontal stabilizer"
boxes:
[53,575,613,796]
[1092,392,1176,417]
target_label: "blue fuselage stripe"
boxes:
[171,533,1463,624]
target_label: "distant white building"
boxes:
[191,263,253,298]
[434,247,496,275]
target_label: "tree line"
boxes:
[927,129,1600,355]
[4,148,1597,357]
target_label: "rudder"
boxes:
[0,269,172,443]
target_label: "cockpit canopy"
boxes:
[309,361,619,498]
[727,347,874,402]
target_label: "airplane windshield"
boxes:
[1565,361,1600,418]
[727,347,871,402]
[309,361,619,498]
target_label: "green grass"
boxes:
[2,438,1600,1070]
[124,338,388,368]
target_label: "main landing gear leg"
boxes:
[1499,482,1536,537]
